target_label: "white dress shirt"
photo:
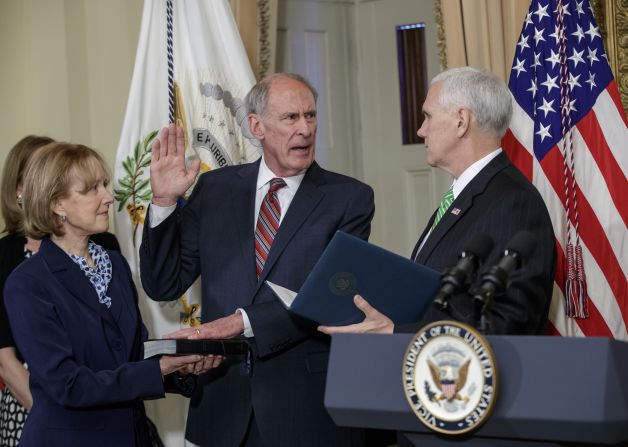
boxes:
[148,156,306,337]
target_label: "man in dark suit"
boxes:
[140,73,374,446]
[320,66,556,336]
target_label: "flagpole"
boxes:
[167,0,175,124]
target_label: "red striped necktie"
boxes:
[255,178,287,278]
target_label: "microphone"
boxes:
[472,231,537,304]
[433,232,494,310]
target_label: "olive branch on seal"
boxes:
[113,130,157,246]
[424,380,438,404]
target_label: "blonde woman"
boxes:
[0,135,121,446]
[4,143,217,447]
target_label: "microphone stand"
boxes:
[469,231,534,334]
[472,288,492,335]
[471,264,509,335]
[434,293,471,325]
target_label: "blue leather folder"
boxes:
[267,231,441,326]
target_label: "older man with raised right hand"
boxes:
[140,73,374,447]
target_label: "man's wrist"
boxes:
[236,309,254,337]
[152,196,178,207]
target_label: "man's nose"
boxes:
[297,117,313,137]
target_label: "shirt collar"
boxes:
[257,155,306,192]
[452,148,502,199]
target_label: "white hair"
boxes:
[245,73,318,116]
[432,67,512,138]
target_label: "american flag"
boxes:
[502,0,628,338]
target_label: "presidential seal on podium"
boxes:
[402,320,498,435]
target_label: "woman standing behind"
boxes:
[0,136,120,446]
[0,136,53,446]
[4,142,213,446]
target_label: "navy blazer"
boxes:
[4,238,165,447]
[401,151,556,334]
[140,160,374,447]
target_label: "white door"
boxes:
[354,0,450,256]
[276,0,361,176]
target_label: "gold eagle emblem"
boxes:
[428,358,470,402]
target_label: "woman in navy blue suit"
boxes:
[0,135,121,446]
[4,143,216,447]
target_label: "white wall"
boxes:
[0,0,143,230]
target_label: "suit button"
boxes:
[112,340,123,351]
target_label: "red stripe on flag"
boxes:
[575,294,616,336]
[606,81,628,127]
[577,111,628,226]
[540,148,628,321]
[546,320,561,335]
[502,130,532,181]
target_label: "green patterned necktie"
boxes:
[431,185,454,229]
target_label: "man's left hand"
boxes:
[318,295,395,335]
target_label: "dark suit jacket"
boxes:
[4,238,165,447]
[140,160,374,447]
[400,152,556,335]
[0,232,120,356]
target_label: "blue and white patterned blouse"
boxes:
[67,241,112,308]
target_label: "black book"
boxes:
[143,338,249,359]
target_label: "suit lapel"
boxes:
[232,160,260,289]
[255,162,324,289]
[415,152,510,264]
[411,210,437,261]
[106,255,138,362]
[40,239,117,329]
[104,269,123,324]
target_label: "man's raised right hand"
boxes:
[150,124,201,207]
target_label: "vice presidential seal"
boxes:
[402,321,498,435]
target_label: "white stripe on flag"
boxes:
[594,89,628,176]
[579,239,628,339]
[509,95,535,154]
[571,126,628,277]
[532,157,566,251]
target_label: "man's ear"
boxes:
[456,108,471,138]
[247,114,265,140]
